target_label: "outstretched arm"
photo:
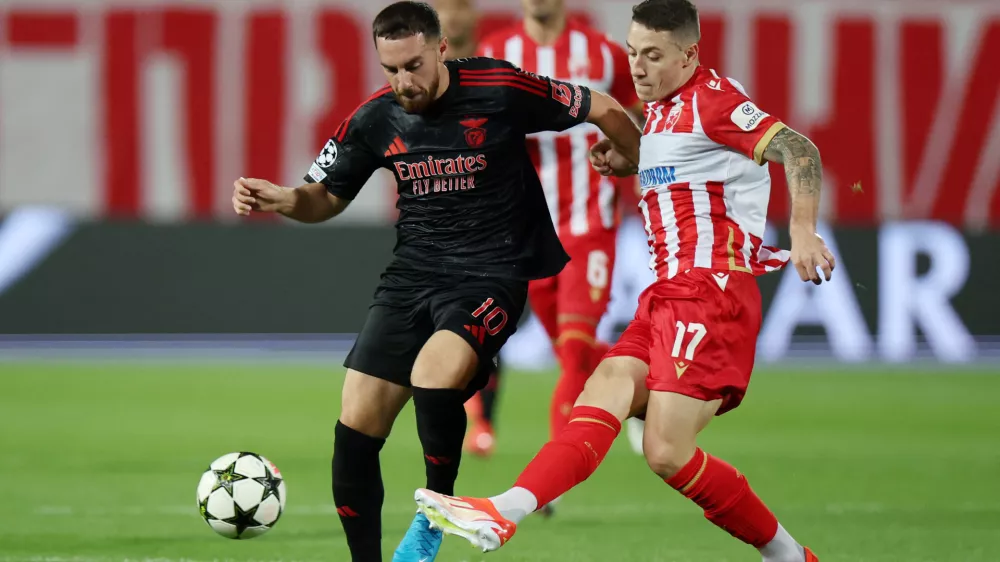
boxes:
[233,179,350,223]
[587,91,642,167]
[280,182,351,223]
[762,127,822,233]
[761,127,836,284]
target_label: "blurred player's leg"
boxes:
[527,273,585,439]
[626,417,646,454]
[463,365,500,457]
[645,391,810,562]
[462,392,489,455]
[549,320,602,437]
[334,369,411,562]
[479,359,500,424]
[549,241,615,439]
[527,276,560,342]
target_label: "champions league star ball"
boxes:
[196,452,287,539]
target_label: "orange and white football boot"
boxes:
[414,488,516,552]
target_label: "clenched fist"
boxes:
[589,138,637,178]
[232,178,291,216]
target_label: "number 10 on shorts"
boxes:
[472,298,508,336]
[671,321,707,361]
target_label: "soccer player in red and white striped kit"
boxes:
[414,1,833,560]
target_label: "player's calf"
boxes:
[643,391,810,562]
[333,370,412,561]
[549,320,603,437]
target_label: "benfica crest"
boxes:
[460,117,488,148]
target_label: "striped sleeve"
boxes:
[697,79,784,165]
[458,62,591,134]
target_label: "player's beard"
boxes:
[395,75,439,114]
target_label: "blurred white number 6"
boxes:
[587,250,609,289]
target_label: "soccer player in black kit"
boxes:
[231,2,641,561]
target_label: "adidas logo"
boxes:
[464,324,486,344]
[384,136,408,157]
[336,506,359,518]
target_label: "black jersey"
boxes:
[304,57,593,280]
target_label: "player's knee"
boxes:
[339,401,394,439]
[411,365,472,389]
[339,370,409,438]
[643,438,697,479]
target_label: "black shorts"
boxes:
[345,266,528,395]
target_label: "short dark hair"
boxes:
[372,1,442,43]
[631,0,700,42]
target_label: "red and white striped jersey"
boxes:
[478,19,639,238]
[638,66,790,279]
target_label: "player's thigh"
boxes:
[584,295,658,420]
[418,277,528,393]
[339,368,412,439]
[411,330,480,389]
[527,276,559,342]
[345,302,431,390]
[556,235,617,327]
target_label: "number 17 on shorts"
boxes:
[670,321,707,377]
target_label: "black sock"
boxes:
[332,421,385,562]
[412,387,467,495]
[480,371,500,425]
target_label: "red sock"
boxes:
[666,448,779,548]
[515,405,621,508]
[549,336,594,438]
[464,392,483,424]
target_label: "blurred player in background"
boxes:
[435,0,479,60]
[233,2,641,561]
[461,0,646,467]
[413,1,832,561]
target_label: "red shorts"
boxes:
[604,269,762,415]
[528,230,617,340]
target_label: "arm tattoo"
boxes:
[763,128,822,197]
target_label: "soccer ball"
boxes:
[196,452,287,539]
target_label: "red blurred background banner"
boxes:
[1,1,998,227]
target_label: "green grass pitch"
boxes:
[2,361,999,561]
